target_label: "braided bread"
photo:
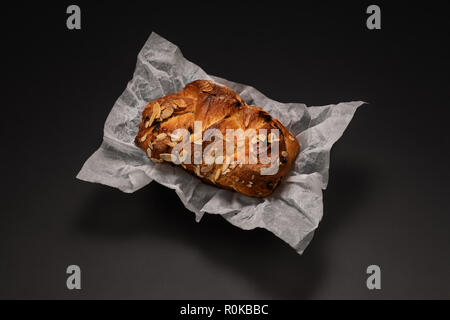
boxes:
[135,80,300,198]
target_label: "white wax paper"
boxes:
[77,32,364,254]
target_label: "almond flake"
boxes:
[245,116,251,128]
[156,133,167,141]
[173,99,187,108]
[222,162,230,173]
[145,102,160,129]
[140,134,147,143]
[160,153,175,162]
[161,107,174,119]
[195,166,203,178]
[214,169,221,181]
[153,102,161,120]
[201,165,213,174]
[200,82,213,92]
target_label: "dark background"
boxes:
[1,1,449,299]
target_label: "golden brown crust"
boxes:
[135,80,300,198]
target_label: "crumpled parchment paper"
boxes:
[77,32,364,254]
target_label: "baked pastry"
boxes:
[135,80,300,197]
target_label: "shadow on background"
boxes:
[77,161,372,299]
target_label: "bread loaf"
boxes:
[135,80,300,197]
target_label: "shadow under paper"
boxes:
[77,161,372,299]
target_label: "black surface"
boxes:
[1,1,449,299]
